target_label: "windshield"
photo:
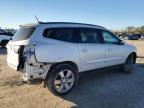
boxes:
[12,27,35,41]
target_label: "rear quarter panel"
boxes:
[34,42,82,71]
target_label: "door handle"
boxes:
[107,48,112,51]
[81,49,88,52]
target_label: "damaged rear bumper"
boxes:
[20,52,53,81]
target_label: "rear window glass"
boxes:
[12,27,35,41]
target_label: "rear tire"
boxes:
[121,54,134,73]
[45,64,79,96]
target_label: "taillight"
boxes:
[13,45,20,53]
[6,44,12,50]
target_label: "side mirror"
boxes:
[119,40,125,45]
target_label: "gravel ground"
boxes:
[0,40,144,108]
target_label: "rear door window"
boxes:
[12,27,35,41]
[79,28,101,43]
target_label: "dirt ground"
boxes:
[0,40,144,108]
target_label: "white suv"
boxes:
[7,22,137,95]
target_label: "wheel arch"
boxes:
[128,52,137,64]
[45,61,79,80]
[43,61,79,88]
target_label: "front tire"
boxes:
[46,64,79,96]
[121,54,134,73]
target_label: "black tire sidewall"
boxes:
[46,64,78,96]
[122,55,134,73]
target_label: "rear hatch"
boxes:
[7,26,36,70]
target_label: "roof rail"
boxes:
[39,22,105,29]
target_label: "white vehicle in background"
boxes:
[0,29,13,47]
[6,22,137,95]
[141,35,144,39]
